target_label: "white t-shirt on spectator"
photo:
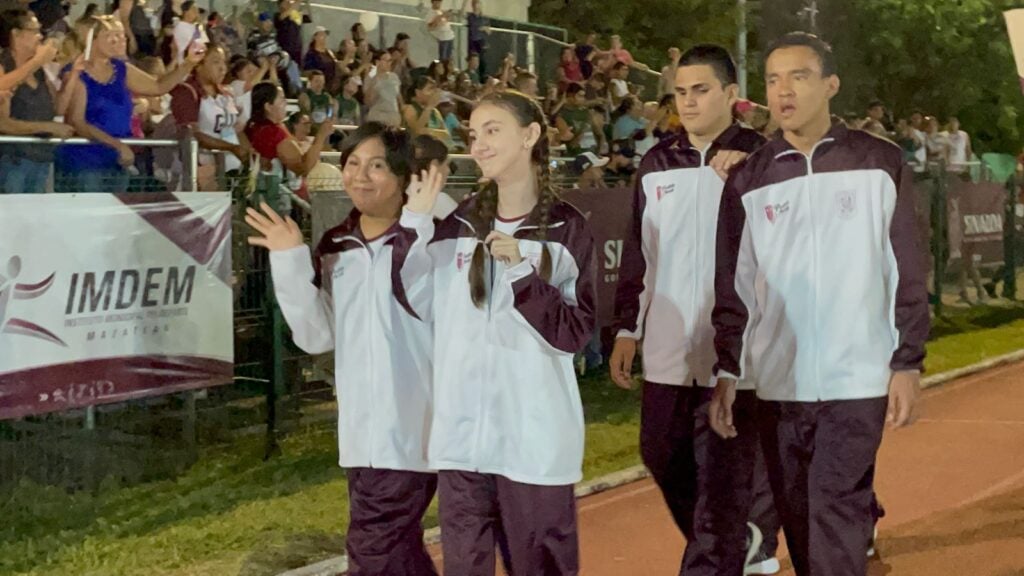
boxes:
[610,78,629,99]
[948,129,970,165]
[231,79,252,125]
[366,72,402,126]
[198,93,242,172]
[425,8,455,42]
[912,128,927,165]
[659,64,675,97]
[174,20,208,64]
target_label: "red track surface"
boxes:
[430,362,1024,575]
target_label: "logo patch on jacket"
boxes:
[656,183,676,200]
[764,201,790,224]
[456,250,475,271]
[836,190,856,219]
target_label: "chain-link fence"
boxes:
[917,159,1023,316]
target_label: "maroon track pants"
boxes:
[640,382,774,576]
[437,470,579,576]
[757,397,888,576]
[346,467,439,576]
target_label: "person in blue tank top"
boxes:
[57,15,203,192]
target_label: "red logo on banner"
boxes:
[0,255,66,347]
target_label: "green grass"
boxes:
[4,302,1023,576]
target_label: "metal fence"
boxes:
[1,141,1021,494]
[918,160,1022,316]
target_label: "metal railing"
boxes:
[302,2,659,93]
[0,134,200,193]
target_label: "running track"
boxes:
[429,362,1024,575]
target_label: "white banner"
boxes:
[0,193,234,419]
[1004,9,1024,92]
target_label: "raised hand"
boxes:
[33,38,60,65]
[405,163,445,215]
[245,201,304,251]
[186,40,206,64]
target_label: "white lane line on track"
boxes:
[578,483,658,514]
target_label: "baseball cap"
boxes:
[314,26,329,35]
[573,152,610,173]
[258,12,273,22]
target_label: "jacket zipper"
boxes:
[695,145,708,346]
[364,242,377,467]
[804,138,832,400]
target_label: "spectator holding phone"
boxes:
[0,9,74,193]
[56,15,203,192]
[172,0,207,65]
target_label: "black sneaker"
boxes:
[744,522,780,575]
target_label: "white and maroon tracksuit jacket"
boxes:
[613,124,766,388]
[395,197,597,486]
[269,209,433,471]
[713,122,931,402]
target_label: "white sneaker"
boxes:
[744,522,780,575]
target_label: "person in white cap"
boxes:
[304,25,341,91]
[574,151,610,189]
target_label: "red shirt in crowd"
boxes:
[170,76,205,125]
[559,60,583,92]
[612,48,634,65]
[246,121,291,161]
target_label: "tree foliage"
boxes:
[531,0,1024,153]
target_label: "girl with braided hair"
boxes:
[396,90,597,575]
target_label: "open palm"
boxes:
[405,163,446,215]
[246,202,304,251]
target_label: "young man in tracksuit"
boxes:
[611,45,780,575]
[710,33,930,576]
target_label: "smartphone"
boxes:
[84,27,94,60]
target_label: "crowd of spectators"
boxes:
[0,0,983,198]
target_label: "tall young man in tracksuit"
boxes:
[711,33,930,576]
[611,45,780,575]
